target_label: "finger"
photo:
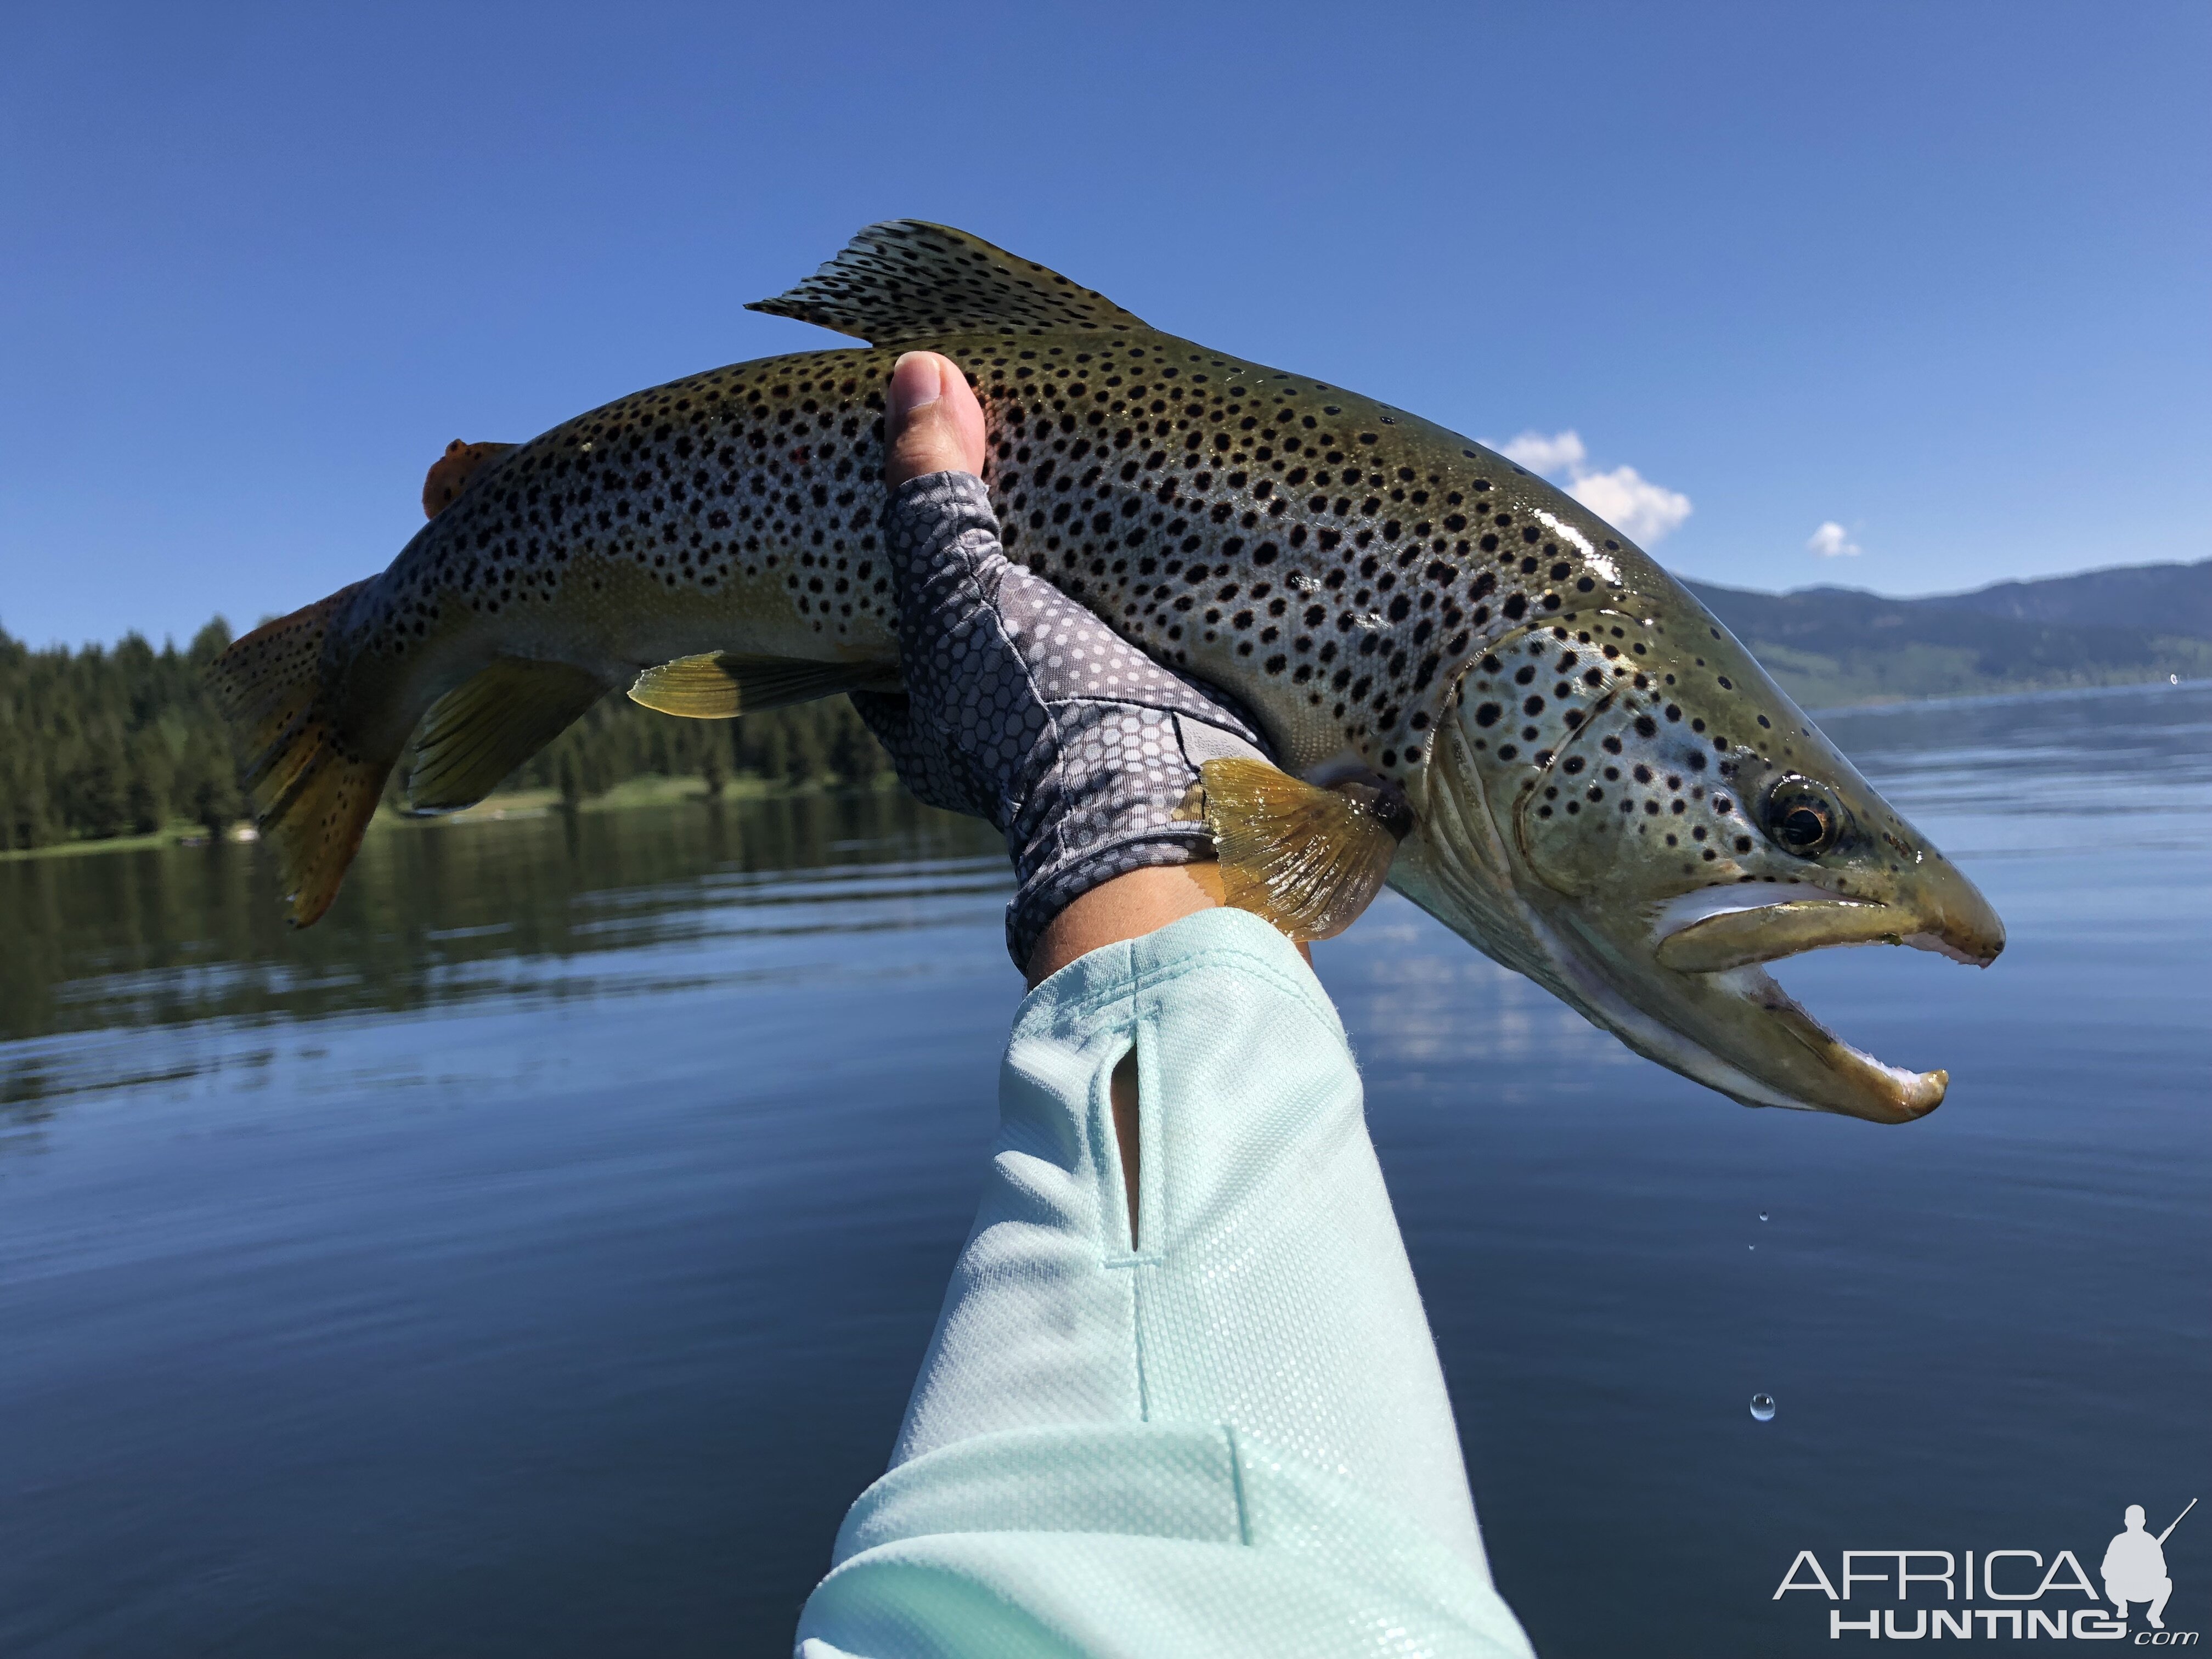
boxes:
[885,351,988,487]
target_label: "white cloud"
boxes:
[1567,466,1694,545]
[1477,428,1694,545]
[1492,429,1588,476]
[1806,521,1862,558]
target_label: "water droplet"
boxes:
[1750,1392,1777,1422]
[1758,1211,1769,1222]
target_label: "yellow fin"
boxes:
[422,439,517,519]
[1199,757,1405,944]
[405,657,609,813]
[205,580,391,928]
[627,653,897,719]
[746,221,1152,346]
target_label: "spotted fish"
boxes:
[210,221,2002,1122]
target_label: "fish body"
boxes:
[213,222,2001,1121]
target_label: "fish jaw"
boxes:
[1387,821,1850,1114]
[1627,876,1999,1123]
[1631,867,2001,1121]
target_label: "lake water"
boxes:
[3,683,2207,1657]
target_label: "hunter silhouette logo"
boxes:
[1774,1498,2199,1641]
[2106,1500,2193,1631]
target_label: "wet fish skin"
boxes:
[337,337,1505,777]
[211,221,2002,1119]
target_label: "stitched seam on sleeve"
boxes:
[1224,1424,1255,1547]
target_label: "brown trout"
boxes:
[211,221,2002,1122]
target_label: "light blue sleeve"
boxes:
[795,907,1536,1659]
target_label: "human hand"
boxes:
[854,352,1278,981]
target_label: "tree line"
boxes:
[0,619,893,852]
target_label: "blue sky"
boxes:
[3,1,2204,648]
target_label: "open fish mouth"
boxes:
[1647,882,2005,1124]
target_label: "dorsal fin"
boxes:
[746,221,1150,345]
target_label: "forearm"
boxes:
[895,908,1489,1553]
[1025,861,1245,988]
[798,909,1533,1658]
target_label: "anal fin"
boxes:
[406,657,610,813]
[1198,758,1408,943]
[628,653,899,719]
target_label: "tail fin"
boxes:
[206,581,392,928]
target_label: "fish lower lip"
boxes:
[1713,963,1949,1124]
[1649,883,2000,1122]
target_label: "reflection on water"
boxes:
[0,792,1005,1113]
[1,686,2207,1659]
[1819,678,2212,859]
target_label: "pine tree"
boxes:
[182,732,240,836]
[126,730,173,834]
[783,715,824,789]
[70,752,126,841]
[827,703,886,785]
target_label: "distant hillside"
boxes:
[1920,557,2212,641]
[1685,556,2212,708]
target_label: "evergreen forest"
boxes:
[0,619,890,853]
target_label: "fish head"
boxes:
[1400,584,2003,1122]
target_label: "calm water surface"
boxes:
[4,684,2207,1657]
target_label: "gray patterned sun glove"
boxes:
[851,471,1274,970]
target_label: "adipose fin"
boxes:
[422,439,518,519]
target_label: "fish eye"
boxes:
[1763,776,1841,857]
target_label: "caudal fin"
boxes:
[206,582,392,927]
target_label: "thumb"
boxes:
[884,352,988,488]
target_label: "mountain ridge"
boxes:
[1681,556,2212,708]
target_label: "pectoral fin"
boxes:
[1197,757,1406,943]
[627,653,899,719]
[406,657,610,812]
